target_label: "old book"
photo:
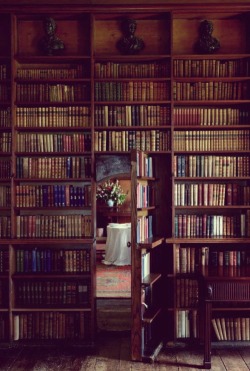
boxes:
[216,318,224,340]
[212,318,221,340]
[221,317,227,341]
[13,315,20,341]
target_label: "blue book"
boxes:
[24,250,29,272]
[148,215,153,238]
[54,185,59,207]
[42,185,48,207]
[66,157,71,178]
[46,249,51,272]
[60,185,66,207]
[32,249,37,273]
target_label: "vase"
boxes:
[107,199,114,207]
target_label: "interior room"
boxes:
[0,0,250,370]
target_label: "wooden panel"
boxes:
[94,17,170,55]
[17,17,90,56]
[173,17,248,54]
[0,15,11,55]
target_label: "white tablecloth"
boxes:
[103,223,131,266]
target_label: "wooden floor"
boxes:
[0,330,250,370]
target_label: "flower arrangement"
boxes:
[96,179,127,206]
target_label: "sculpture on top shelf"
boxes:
[195,19,220,54]
[117,18,145,55]
[39,17,65,56]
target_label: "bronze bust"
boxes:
[40,17,65,56]
[117,18,145,55]
[195,20,220,54]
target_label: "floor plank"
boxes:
[1,331,250,370]
[216,349,250,371]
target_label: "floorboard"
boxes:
[1,329,250,370]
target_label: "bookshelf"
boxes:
[93,12,172,153]
[165,9,250,367]
[131,150,169,361]
[8,13,95,347]
[0,2,250,366]
[0,12,11,343]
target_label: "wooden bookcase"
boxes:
[93,11,172,154]
[0,3,250,365]
[0,12,11,343]
[130,150,169,361]
[166,9,250,367]
[0,12,95,347]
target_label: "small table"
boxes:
[102,223,131,266]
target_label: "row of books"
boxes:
[16,83,89,103]
[174,130,250,151]
[212,317,250,341]
[13,312,90,340]
[94,130,170,152]
[175,245,250,273]
[16,156,91,179]
[17,64,85,79]
[0,85,9,101]
[174,155,250,178]
[174,183,250,207]
[16,214,92,238]
[16,248,90,273]
[137,215,153,244]
[0,280,8,306]
[0,64,8,80]
[16,184,91,208]
[94,104,170,127]
[94,81,170,102]
[0,132,11,153]
[0,250,8,272]
[0,316,6,340]
[173,107,250,126]
[176,278,199,308]
[176,309,198,339]
[137,183,154,208]
[16,280,90,306]
[209,249,249,268]
[16,132,91,153]
[0,185,11,207]
[173,81,248,101]
[16,106,91,128]
[136,151,153,177]
[0,216,11,238]
[0,108,10,127]
[94,61,170,78]
[0,159,11,179]
[175,245,201,273]
[173,58,249,78]
[174,213,250,238]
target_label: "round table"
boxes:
[102,223,131,266]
